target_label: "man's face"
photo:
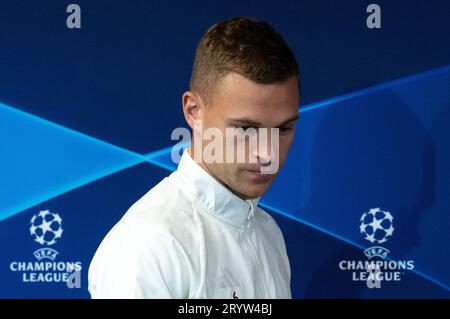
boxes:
[194,72,299,199]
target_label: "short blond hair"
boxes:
[190,17,300,105]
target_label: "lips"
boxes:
[244,165,264,172]
[244,169,274,183]
[245,166,276,175]
[246,169,265,175]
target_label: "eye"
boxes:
[234,126,257,132]
[279,126,293,134]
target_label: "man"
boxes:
[88,16,300,298]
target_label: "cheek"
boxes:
[217,163,239,179]
[226,164,245,182]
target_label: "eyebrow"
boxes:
[227,114,299,127]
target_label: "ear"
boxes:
[182,91,203,130]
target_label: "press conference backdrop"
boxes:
[0,1,449,298]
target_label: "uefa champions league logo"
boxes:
[9,209,82,287]
[338,207,415,288]
[30,210,63,261]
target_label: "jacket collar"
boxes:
[173,149,260,228]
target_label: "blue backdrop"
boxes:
[0,0,449,298]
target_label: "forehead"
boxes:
[211,72,299,120]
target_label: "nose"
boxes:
[256,150,272,166]
[251,128,279,167]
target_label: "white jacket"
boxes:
[88,150,291,298]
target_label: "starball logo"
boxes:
[360,208,394,258]
[30,210,63,260]
[338,208,415,288]
[9,210,82,288]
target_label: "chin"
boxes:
[241,185,270,199]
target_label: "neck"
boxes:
[187,147,253,201]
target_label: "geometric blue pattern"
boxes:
[1,65,450,296]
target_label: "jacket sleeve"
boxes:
[88,219,191,299]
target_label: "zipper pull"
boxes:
[247,200,255,220]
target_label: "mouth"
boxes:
[244,169,274,182]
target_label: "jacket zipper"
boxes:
[244,232,270,298]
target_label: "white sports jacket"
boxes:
[88,150,292,298]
